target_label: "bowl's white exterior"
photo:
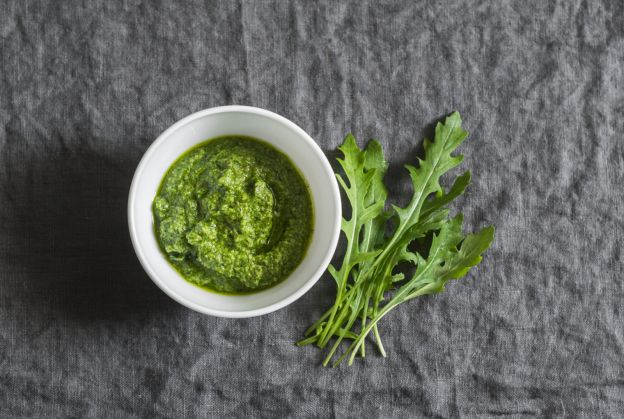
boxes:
[128,106,341,318]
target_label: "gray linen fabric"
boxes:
[1,0,623,417]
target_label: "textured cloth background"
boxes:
[1,1,623,417]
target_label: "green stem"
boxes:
[331,301,396,367]
[373,324,386,357]
[322,310,360,366]
[296,335,319,346]
[304,277,367,344]
[320,248,391,357]
[346,303,397,365]
[319,288,358,348]
[359,293,371,358]
[337,258,440,366]
[304,309,331,337]
[319,278,346,345]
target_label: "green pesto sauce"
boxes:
[153,136,314,294]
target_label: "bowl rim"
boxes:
[127,105,341,317]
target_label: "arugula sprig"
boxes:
[298,112,494,366]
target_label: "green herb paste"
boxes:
[153,136,314,294]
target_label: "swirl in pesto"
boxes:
[153,136,313,294]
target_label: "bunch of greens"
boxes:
[297,112,494,366]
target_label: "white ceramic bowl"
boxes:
[128,106,341,318]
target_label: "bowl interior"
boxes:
[128,107,340,317]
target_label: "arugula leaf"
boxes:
[316,136,387,347]
[380,112,467,264]
[337,217,494,365]
[360,139,389,258]
[298,112,494,366]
